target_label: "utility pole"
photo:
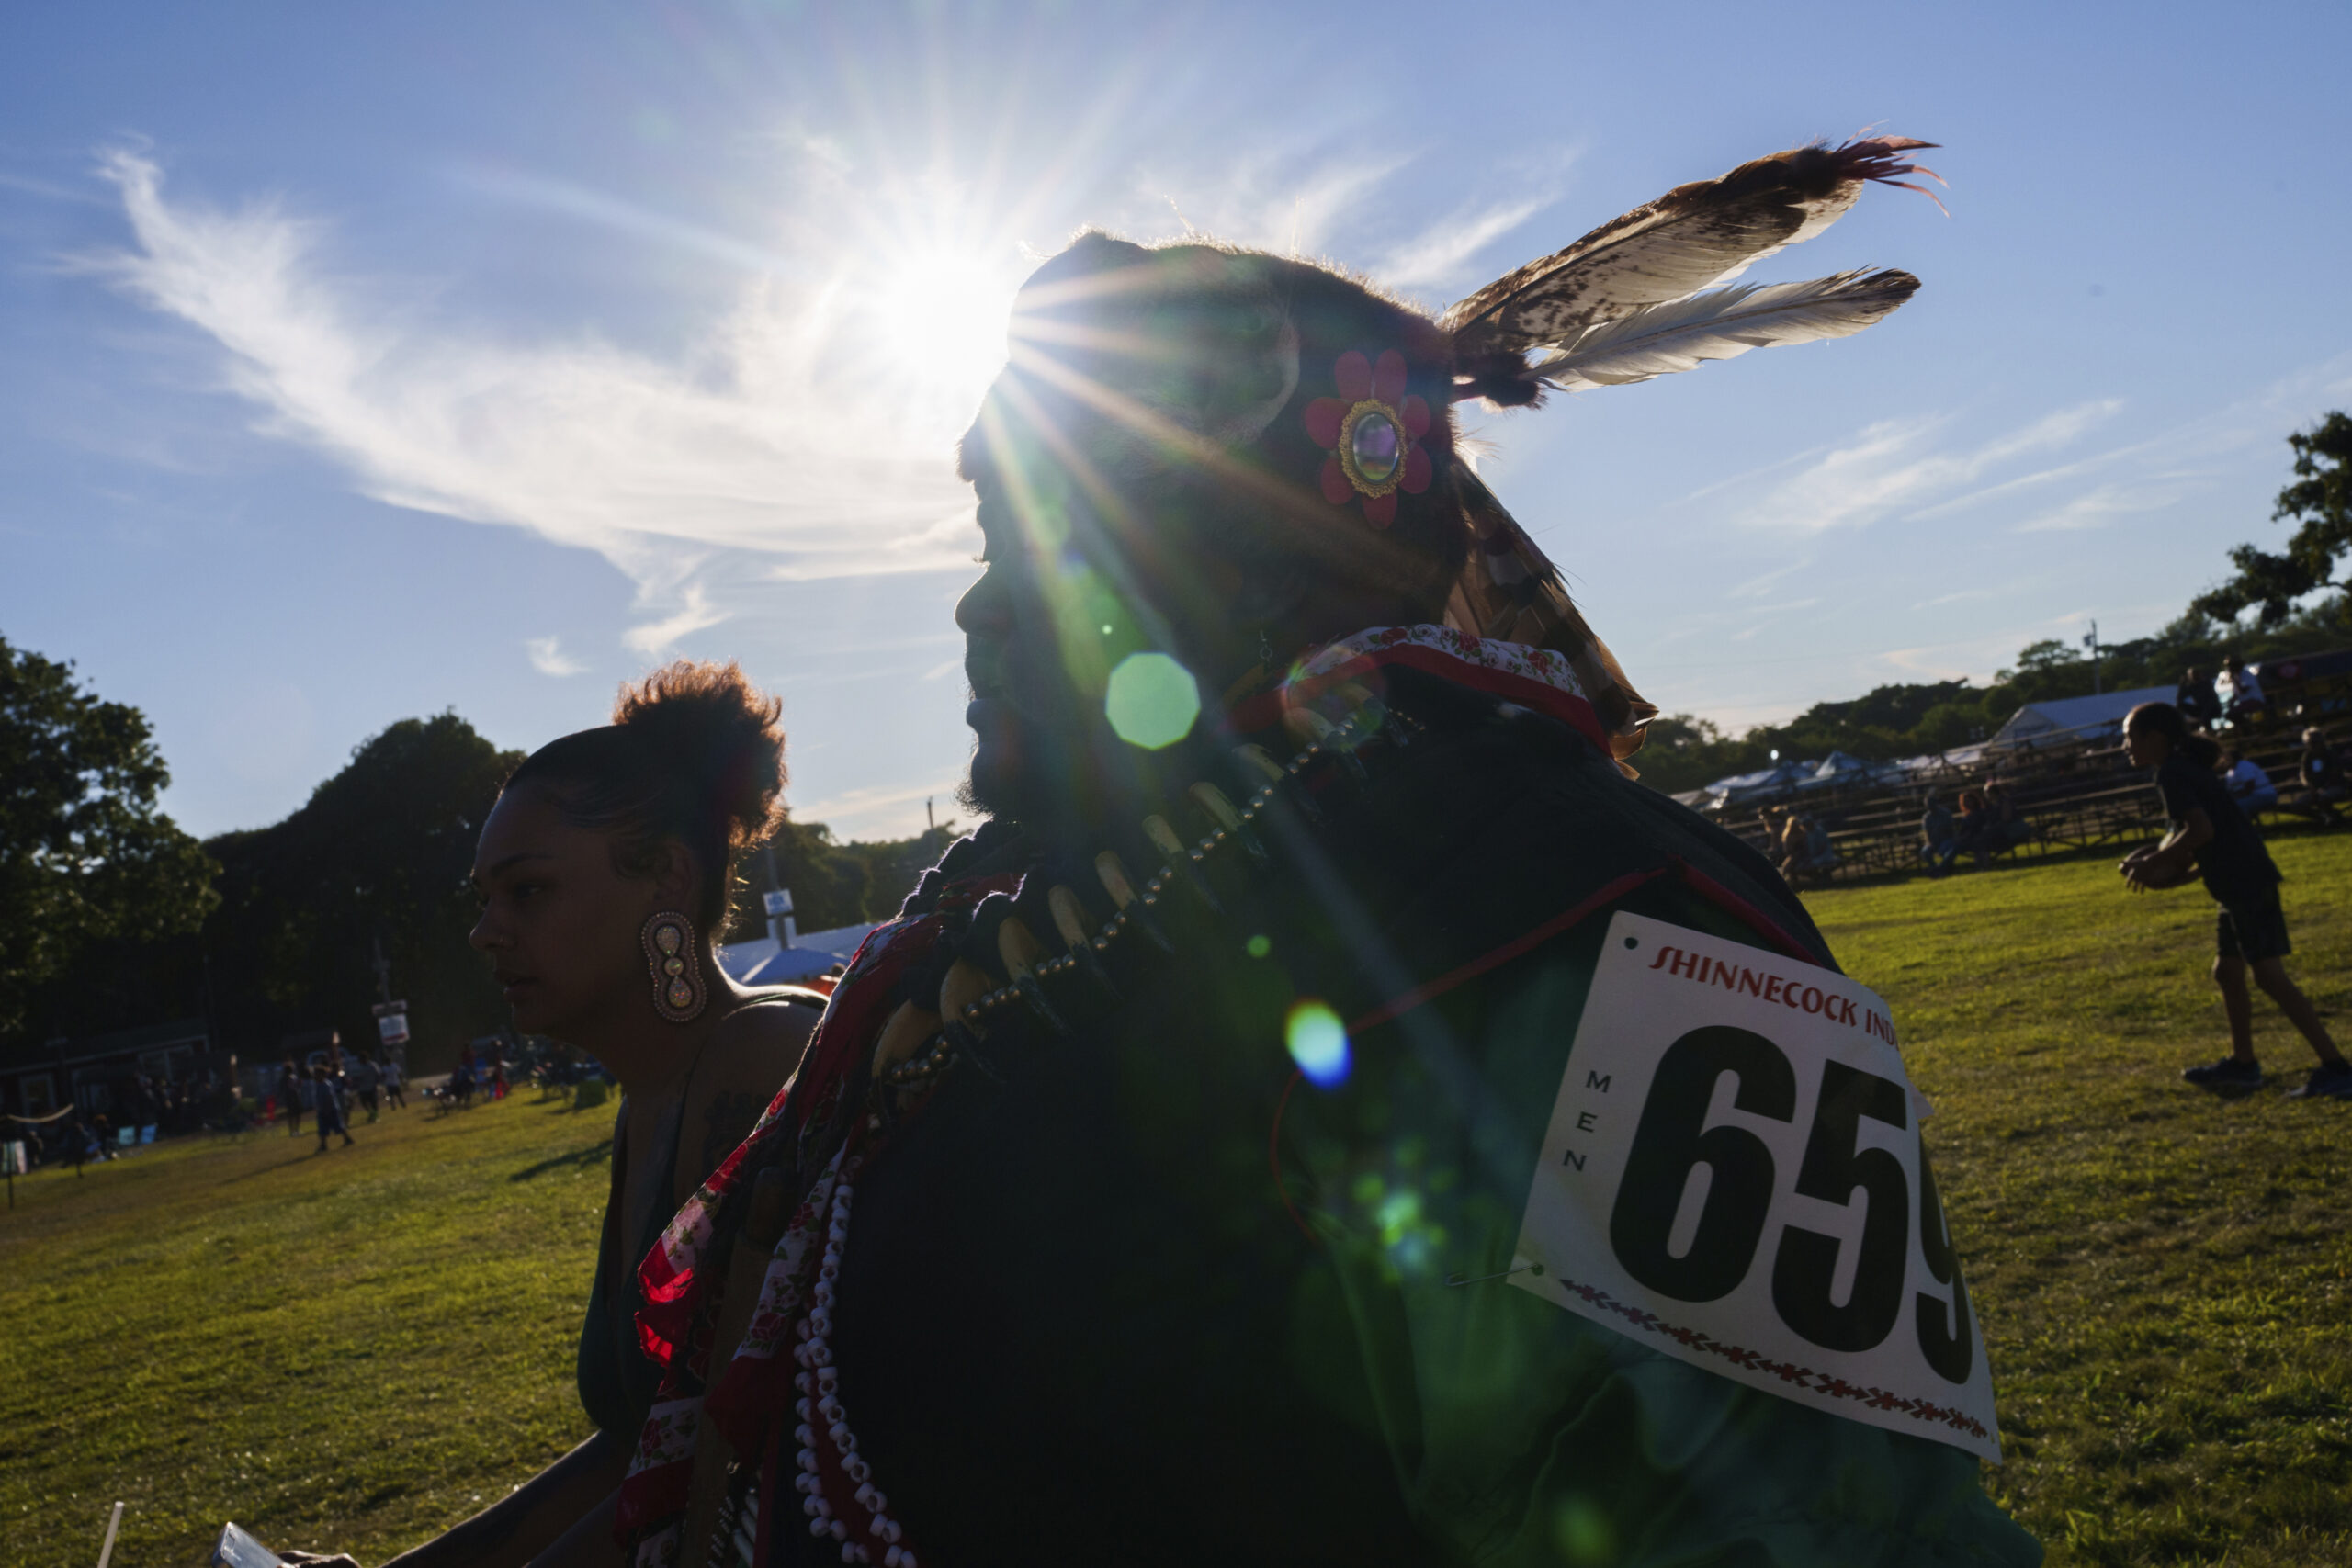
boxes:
[371,935,391,1006]
[2082,620,2101,696]
[926,796,935,832]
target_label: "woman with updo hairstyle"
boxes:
[285,662,820,1568]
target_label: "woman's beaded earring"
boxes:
[641,910,707,1024]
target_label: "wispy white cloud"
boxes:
[2013,479,2191,534]
[1909,586,2000,610]
[1727,560,1808,600]
[86,148,1006,648]
[1374,193,1557,292]
[621,583,729,654]
[1141,148,1411,259]
[525,636,585,676]
[1733,399,2125,534]
[789,776,968,841]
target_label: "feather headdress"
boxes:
[1000,136,1941,766]
[1430,135,1942,760]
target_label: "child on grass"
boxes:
[2120,702,2348,1099]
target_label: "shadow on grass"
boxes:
[510,1139,613,1182]
[220,1151,342,1184]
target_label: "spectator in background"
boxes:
[1776,810,1838,886]
[1951,788,1996,869]
[1802,813,1839,879]
[2119,702,2347,1097]
[277,1059,302,1136]
[2218,653,2267,726]
[1919,790,1960,875]
[2221,746,2279,816]
[311,1062,355,1151]
[379,1054,406,1111]
[2176,664,2222,729]
[1984,782,2033,856]
[2288,727,2346,826]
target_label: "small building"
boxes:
[5,1017,220,1119]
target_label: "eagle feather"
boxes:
[1444,137,1939,364]
[1525,268,1919,392]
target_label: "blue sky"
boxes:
[5,1,2349,841]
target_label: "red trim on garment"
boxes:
[1227,645,1610,754]
[1272,859,1825,1237]
[1669,858,1821,964]
[1346,867,1671,1033]
[1269,1069,1315,1244]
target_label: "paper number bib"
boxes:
[1510,912,2002,1461]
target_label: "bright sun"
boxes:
[867,244,1023,415]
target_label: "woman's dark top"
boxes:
[579,1092,689,1438]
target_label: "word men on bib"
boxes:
[1512,911,2002,1462]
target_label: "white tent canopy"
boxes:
[717,920,879,986]
[1989,685,2171,749]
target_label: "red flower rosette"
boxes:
[1304,348,1432,527]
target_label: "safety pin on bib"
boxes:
[1444,1261,1544,1289]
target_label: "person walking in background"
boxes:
[379,1054,405,1111]
[490,1056,509,1101]
[277,1059,302,1135]
[2221,745,2279,817]
[2176,664,2221,729]
[352,1053,381,1123]
[2120,702,2348,1098]
[311,1063,355,1150]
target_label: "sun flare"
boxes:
[865,243,1024,417]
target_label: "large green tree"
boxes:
[0,636,216,1037]
[2193,412,2352,626]
[201,713,522,1072]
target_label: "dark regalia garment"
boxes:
[613,138,2041,1568]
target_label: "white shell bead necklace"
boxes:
[790,1153,919,1568]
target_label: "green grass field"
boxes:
[3,832,2348,1567]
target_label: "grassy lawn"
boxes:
[3,829,2347,1567]
[1805,828,2352,1567]
[0,1088,616,1568]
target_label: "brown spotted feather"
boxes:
[1444,137,1939,363]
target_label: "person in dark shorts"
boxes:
[2120,702,2348,1098]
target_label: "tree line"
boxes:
[6,413,2346,1066]
[0,671,956,1077]
[1634,412,2352,797]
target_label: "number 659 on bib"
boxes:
[1510,911,2003,1462]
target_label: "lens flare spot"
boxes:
[1245,934,1272,959]
[1104,652,1200,750]
[1553,1495,1616,1565]
[1285,999,1351,1087]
